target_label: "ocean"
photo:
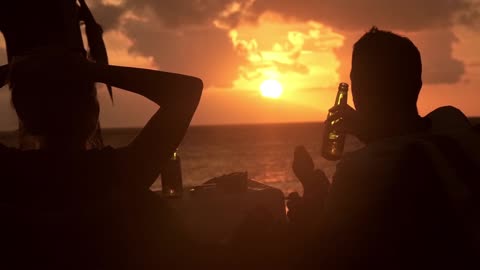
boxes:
[0,122,364,195]
[171,122,363,195]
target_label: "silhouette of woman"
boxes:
[0,1,203,269]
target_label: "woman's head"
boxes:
[11,79,100,149]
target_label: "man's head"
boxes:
[350,27,422,119]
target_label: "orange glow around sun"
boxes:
[260,79,283,98]
[229,12,345,108]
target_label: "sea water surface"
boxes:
[0,122,364,195]
[101,122,364,195]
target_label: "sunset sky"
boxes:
[1,0,480,129]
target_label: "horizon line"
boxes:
[0,121,324,133]
[1,117,480,132]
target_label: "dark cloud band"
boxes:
[90,0,477,86]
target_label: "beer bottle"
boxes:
[161,150,183,197]
[321,82,349,161]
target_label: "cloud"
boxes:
[124,18,245,87]
[90,3,125,31]
[409,30,465,84]
[88,0,474,87]
[456,0,480,28]
[231,21,344,84]
[250,1,475,85]
[94,0,479,31]
[92,0,241,29]
[89,1,249,88]
[250,0,475,31]
[102,30,158,68]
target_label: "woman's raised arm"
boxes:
[89,63,203,189]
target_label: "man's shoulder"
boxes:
[337,104,474,176]
[427,106,471,133]
[330,136,433,208]
[338,136,418,175]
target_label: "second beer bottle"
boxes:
[161,150,183,197]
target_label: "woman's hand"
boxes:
[292,145,315,183]
[292,146,330,198]
[288,146,330,224]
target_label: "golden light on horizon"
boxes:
[260,79,283,99]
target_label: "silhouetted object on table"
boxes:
[293,27,480,269]
[184,172,288,269]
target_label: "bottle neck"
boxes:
[334,90,348,106]
[171,151,178,160]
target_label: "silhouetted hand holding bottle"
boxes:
[327,104,366,142]
[322,83,349,160]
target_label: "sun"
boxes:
[260,79,283,99]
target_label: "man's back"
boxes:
[304,107,479,269]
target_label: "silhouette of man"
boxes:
[292,27,480,269]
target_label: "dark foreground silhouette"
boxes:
[1,2,479,269]
[288,27,480,269]
[0,1,203,269]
